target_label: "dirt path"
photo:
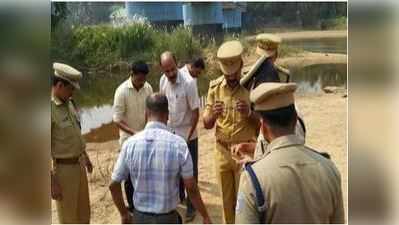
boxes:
[51,91,347,224]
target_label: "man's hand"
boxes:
[231,142,255,156]
[83,154,93,173]
[236,100,250,116]
[212,101,224,118]
[231,142,256,164]
[121,211,132,224]
[51,173,63,201]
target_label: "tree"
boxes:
[51,2,69,30]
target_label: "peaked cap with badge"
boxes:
[53,62,82,90]
[250,82,297,111]
[217,40,244,75]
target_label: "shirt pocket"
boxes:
[175,92,187,113]
[169,91,187,116]
[59,116,73,129]
[55,116,76,141]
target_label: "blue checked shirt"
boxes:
[111,121,193,213]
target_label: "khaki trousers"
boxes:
[54,162,90,224]
[215,141,241,224]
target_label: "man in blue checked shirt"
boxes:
[109,93,212,224]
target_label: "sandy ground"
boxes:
[51,91,347,224]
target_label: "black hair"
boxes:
[130,60,149,75]
[51,75,71,87]
[190,57,205,70]
[146,93,169,114]
[258,104,297,128]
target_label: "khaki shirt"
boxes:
[113,78,153,145]
[205,76,258,143]
[51,96,85,159]
[236,135,345,224]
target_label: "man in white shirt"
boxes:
[180,57,205,80]
[112,61,153,212]
[159,51,200,222]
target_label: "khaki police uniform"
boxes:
[235,83,345,224]
[205,41,258,224]
[51,63,90,223]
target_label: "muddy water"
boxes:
[291,63,347,93]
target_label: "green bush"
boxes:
[321,16,347,30]
[51,23,202,71]
[152,26,202,63]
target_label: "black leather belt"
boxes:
[217,139,253,150]
[134,209,176,216]
[55,157,80,164]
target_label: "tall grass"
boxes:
[51,23,202,71]
[321,16,347,30]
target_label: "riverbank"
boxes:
[51,91,348,223]
[246,30,347,42]
[276,52,347,70]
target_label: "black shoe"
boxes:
[185,209,196,223]
[179,193,186,203]
[128,206,135,213]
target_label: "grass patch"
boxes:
[321,16,347,30]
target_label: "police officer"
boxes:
[235,82,345,223]
[255,33,291,81]
[51,63,92,223]
[231,34,307,163]
[203,40,259,224]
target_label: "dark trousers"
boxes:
[124,175,134,212]
[179,138,198,212]
[133,209,182,224]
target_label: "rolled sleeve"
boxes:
[204,87,215,116]
[178,142,193,179]
[186,80,200,110]
[111,145,129,182]
[112,87,125,123]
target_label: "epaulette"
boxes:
[209,75,225,89]
[251,149,271,165]
[274,64,291,76]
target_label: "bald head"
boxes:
[145,93,169,124]
[160,51,176,65]
[160,51,178,83]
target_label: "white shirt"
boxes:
[180,65,198,84]
[113,77,153,145]
[159,69,200,141]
